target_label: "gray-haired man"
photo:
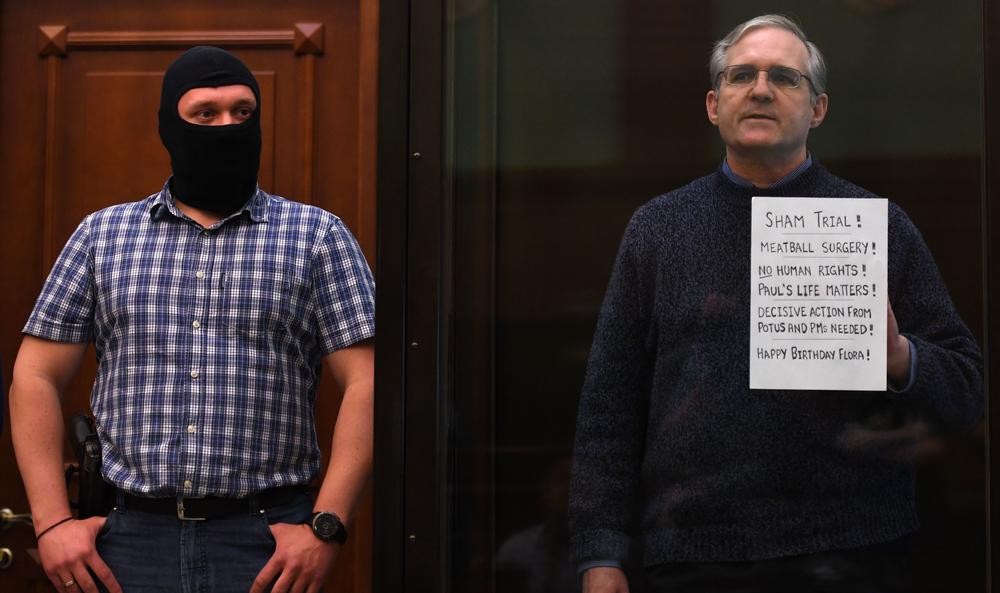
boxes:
[569,14,982,593]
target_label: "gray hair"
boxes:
[709,14,827,99]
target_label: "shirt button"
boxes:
[187,424,196,434]
[196,270,205,279]
[183,480,193,490]
[190,370,199,379]
[192,320,201,329]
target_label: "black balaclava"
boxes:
[158,46,262,215]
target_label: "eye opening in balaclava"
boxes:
[158,46,262,216]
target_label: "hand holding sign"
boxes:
[886,300,911,387]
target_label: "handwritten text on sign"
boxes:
[749,197,887,391]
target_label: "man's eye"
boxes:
[730,68,755,83]
[769,69,797,86]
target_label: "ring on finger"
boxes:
[64,578,76,587]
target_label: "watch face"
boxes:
[311,512,346,543]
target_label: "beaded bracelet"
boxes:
[35,516,73,541]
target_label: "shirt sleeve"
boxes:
[23,217,96,343]
[887,338,918,394]
[578,559,624,575]
[310,217,376,353]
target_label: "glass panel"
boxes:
[448,1,985,591]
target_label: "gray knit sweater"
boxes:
[568,163,983,566]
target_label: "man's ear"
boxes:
[810,93,829,128]
[706,89,720,126]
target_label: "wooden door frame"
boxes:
[373,0,409,590]
[374,0,450,591]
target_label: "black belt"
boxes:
[121,486,306,520]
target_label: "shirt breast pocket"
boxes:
[221,269,309,339]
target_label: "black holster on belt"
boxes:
[67,413,113,518]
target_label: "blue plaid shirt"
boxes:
[24,182,375,498]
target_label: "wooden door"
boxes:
[0,1,377,591]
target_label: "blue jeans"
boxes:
[95,489,313,593]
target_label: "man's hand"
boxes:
[38,516,121,593]
[583,566,630,593]
[886,300,912,387]
[250,523,339,593]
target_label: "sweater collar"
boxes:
[721,154,814,190]
[712,157,829,204]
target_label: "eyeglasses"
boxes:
[718,65,812,89]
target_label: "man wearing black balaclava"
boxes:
[10,46,376,593]
[159,46,263,217]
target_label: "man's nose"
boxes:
[215,112,235,126]
[749,71,774,100]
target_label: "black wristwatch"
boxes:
[309,511,348,544]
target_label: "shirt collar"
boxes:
[721,154,813,189]
[148,179,269,224]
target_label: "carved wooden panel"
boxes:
[39,27,318,272]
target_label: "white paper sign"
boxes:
[749,197,887,390]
